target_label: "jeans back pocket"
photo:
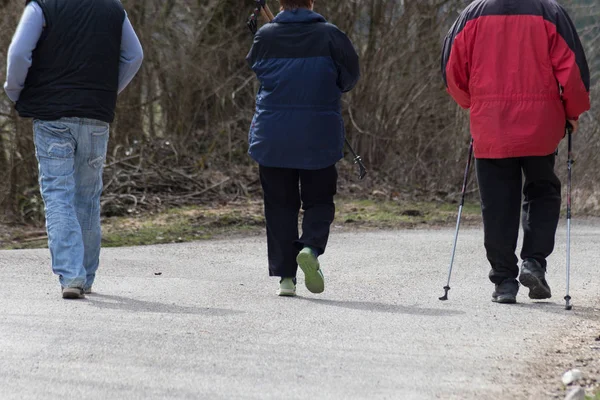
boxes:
[34,121,75,177]
[89,125,110,169]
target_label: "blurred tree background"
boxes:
[0,0,597,224]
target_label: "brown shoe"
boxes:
[62,287,85,299]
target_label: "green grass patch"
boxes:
[0,199,481,249]
[101,204,265,248]
[336,199,480,228]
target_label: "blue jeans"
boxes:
[33,118,109,289]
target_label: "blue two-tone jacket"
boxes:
[246,9,360,170]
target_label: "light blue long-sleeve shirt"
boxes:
[4,2,144,103]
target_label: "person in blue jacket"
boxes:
[246,0,360,297]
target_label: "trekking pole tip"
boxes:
[439,286,450,301]
[359,167,367,180]
[565,295,572,310]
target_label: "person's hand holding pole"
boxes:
[567,119,579,134]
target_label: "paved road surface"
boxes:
[1,222,599,399]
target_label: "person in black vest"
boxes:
[247,0,360,296]
[4,0,143,299]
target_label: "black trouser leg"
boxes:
[296,165,338,255]
[259,166,301,278]
[520,155,561,269]
[476,158,522,284]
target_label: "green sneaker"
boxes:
[277,278,297,297]
[296,247,324,294]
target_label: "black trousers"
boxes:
[476,154,561,284]
[259,164,338,278]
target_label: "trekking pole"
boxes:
[440,139,474,301]
[247,0,275,34]
[565,125,574,310]
[246,1,367,180]
[345,138,367,180]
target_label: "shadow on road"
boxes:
[297,297,465,316]
[87,294,243,316]
[513,302,600,321]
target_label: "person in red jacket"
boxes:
[442,0,590,304]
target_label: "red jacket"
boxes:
[442,0,590,159]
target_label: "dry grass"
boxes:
[0,199,483,250]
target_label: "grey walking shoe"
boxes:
[277,278,297,297]
[84,287,93,295]
[519,259,552,299]
[62,287,85,299]
[492,279,519,304]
